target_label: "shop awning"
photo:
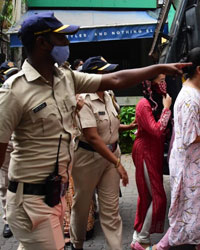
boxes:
[8,10,165,47]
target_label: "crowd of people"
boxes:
[0,11,199,250]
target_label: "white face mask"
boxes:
[77,65,83,71]
[50,45,70,66]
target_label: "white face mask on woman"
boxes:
[50,45,70,66]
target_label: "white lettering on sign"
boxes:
[68,26,154,41]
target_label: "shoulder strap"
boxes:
[108,90,120,114]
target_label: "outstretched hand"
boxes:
[161,62,192,76]
[129,119,137,130]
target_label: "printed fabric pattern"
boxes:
[159,109,171,131]
[169,86,200,246]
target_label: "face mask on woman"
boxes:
[152,80,167,96]
[51,45,70,66]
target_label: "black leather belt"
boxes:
[8,181,46,195]
[8,180,68,197]
[78,140,118,152]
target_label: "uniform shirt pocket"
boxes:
[94,108,109,122]
[94,108,109,135]
[29,104,61,136]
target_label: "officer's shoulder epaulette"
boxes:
[60,61,71,69]
[59,62,72,74]
[1,70,24,90]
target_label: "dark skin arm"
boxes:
[83,127,129,186]
[119,119,137,132]
[98,63,192,91]
[0,143,8,168]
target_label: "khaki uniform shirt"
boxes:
[77,91,120,144]
[0,60,101,183]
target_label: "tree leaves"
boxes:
[119,106,136,153]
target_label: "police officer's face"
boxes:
[35,32,70,65]
[35,32,69,52]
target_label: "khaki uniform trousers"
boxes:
[63,175,95,245]
[0,140,13,224]
[70,147,122,250]
[6,187,66,250]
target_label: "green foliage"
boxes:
[119,105,136,154]
[0,0,14,27]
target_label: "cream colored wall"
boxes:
[116,96,142,106]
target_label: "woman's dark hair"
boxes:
[142,77,172,143]
[141,76,163,121]
[181,47,200,78]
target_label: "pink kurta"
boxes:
[132,98,171,233]
[168,85,200,246]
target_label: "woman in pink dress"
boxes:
[131,74,172,250]
[136,48,200,250]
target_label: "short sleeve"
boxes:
[72,71,102,94]
[176,99,200,147]
[77,103,97,129]
[0,89,22,143]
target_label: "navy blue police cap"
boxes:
[82,56,118,73]
[3,67,19,80]
[0,61,18,81]
[0,61,17,72]
[18,11,79,44]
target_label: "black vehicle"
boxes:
[150,0,200,97]
[149,0,200,174]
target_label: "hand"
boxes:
[162,93,172,109]
[117,164,129,186]
[129,119,137,130]
[76,95,85,112]
[160,62,192,76]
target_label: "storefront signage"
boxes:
[68,25,156,43]
[10,24,156,47]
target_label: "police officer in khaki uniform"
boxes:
[0,62,18,238]
[0,11,189,250]
[0,139,13,237]
[70,56,138,250]
[0,13,101,250]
